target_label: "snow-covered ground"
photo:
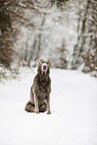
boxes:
[0,68,97,145]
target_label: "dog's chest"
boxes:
[38,85,48,96]
[37,85,48,103]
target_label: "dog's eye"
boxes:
[41,60,45,63]
[46,60,50,64]
[46,62,49,64]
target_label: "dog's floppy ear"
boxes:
[36,59,40,66]
[50,60,54,68]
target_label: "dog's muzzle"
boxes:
[41,64,47,74]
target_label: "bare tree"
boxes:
[0,1,15,67]
[47,0,69,8]
[71,0,97,74]
[0,0,36,67]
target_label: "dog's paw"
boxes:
[35,111,39,114]
[47,111,51,115]
[25,104,34,112]
[35,109,39,114]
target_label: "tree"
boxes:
[0,0,36,67]
[0,1,14,67]
[48,0,69,8]
[55,39,68,69]
[71,0,97,75]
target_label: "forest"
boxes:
[0,1,97,144]
[0,0,97,79]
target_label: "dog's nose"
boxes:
[43,65,46,70]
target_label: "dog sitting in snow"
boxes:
[25,59,54,114]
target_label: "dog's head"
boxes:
[36,59,54,75]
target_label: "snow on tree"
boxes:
[71,0,97,76]
[0,0,97,77]
[54,39,68,69]
[13,0,80,68]
[0,1,15,67]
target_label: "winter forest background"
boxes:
[0,0,97,79]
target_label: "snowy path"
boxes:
[0,68,97,145]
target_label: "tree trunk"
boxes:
[71,0,91,69]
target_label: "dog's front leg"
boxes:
[47,95,51,114]
[34,93,39,114]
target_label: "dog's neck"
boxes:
[37,71,49,85]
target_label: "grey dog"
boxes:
[25,59,54,114]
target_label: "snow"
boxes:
[14,1,82,67]
[0,68,97,145]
